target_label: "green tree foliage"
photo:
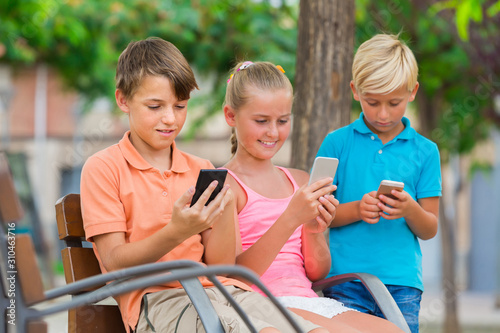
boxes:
[431,0,500,40]
[0,0,298,136]
[1,0,498,151]
[355,0,499,161]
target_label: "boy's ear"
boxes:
[115,89,130,114]
[350,81,360,101]
[224,105,236,127]
[409,82,419,102]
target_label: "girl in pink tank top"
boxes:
[220,61,404,333]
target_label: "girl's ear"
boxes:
[115,89,130,114]
[350,81,360,101]
[224,105,237,127]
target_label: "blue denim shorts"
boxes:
[323,281,422,333]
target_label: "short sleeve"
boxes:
[416,141,442,199]
[80,155,127,241]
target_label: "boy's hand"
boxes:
[359,191,382,224]
[171,181,232,238]
[377,189,412,219]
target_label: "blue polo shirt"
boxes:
[316,113,442,291]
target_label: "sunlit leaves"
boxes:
[0,0,297,114]
[430,0,500,40]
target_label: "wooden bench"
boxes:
[54,193,308,333]
[55,193,125,333]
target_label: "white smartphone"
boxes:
[308,157,339,186]
[376,180,404,200]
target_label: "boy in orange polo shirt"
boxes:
[80,37,323,333]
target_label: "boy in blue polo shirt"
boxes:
[315,34,442,333]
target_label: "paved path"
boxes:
[420,292,500,333]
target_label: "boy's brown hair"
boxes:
[116,37,199,100]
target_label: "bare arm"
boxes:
[235,171,336,277]
[235,211,301,276]
[378,191,439,240]
[332,190,439,240]
[95,182,231,271]
[201,187,238,265]
[301,228,331,281]
[330,201,361,227]
[301,183,338,281]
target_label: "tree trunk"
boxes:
[439,165,462,333]
[416,91,461,333]
[291,0,354,171]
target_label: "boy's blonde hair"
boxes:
[225,61,293,155]
[352,34,418,95]
[116,37,199,100]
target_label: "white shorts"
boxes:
[277,295,355,318]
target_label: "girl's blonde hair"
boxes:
[352,34,418,95]
[224,61,293,155]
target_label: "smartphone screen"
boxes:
[190,169,228,207]
[308,157,339,186]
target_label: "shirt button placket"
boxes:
[162,171,171,197]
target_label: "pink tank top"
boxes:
[226,167,317,298]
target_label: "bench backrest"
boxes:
[55,193,102,288]
[55,193,125,333]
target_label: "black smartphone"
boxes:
[190,169,228,207]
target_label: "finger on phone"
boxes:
[309,177,334,191]
[177,186,196,208]
[365,191,381,204]
[311,184,337,201]
[319,195,335,212]
[318,204,332,221]
[206,187,231,219]
[206,184,230,209]
[192,180,218,208]
[379,194,394,205]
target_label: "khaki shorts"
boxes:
[135,286,320,332]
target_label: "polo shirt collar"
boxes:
[353,112,416,140]
[119,131,190,173]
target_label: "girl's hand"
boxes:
[359,191,382,224]
[303,194,339,233]
[285,178,336,230]
[377,189,412,220]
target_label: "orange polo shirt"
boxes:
[81,131,250,331]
